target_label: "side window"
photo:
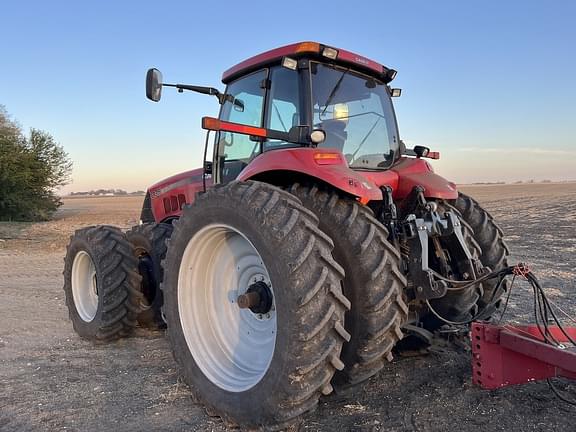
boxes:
[218,70,266,161]
[264,67,299,151]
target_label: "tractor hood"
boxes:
[148,168,205,199]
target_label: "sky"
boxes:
[1,1,575,193]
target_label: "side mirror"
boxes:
[146,68,163,102]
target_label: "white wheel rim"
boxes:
[178,223,277,392]
[71,250,98,322]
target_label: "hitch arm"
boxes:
[400,185,485,301]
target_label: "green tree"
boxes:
[0,106,72,221]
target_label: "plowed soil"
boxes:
[1,183,574,431]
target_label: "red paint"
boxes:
[222,42,320,83]
[352,157,456,200]
[221,41,388,83]
[471,322,576,390]
[147,155,459,222]
[336,48,384,74]
[146,150,461,223]
[148,168,212,222]
[390,157,458,200]
[238,148,382,201]
[148,169,201,192]
[355,170,399,193]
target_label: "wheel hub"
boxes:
[237,281,273,314]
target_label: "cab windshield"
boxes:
[310,63,399,169]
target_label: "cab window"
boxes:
[217,70,266,183]
[264,66,300,151]
[310,63,398,169]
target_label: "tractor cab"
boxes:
[212,42,402,184]
[145,42,419,194]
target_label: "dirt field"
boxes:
[1,183,575,431]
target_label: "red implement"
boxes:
[471,322,576,389]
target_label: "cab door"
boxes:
[214,70,267,184]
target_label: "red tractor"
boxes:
[63,42,510,429]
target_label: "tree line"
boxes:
[0,105,72,221]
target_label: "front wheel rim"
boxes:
[178,224,277,392]
[71,250,98,322]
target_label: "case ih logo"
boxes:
[354,56,369,65]
[150,176,203,199]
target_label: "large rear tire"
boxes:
[126,222,173,328]
[288,183,408,387]
[449,192,510,318]
[63,226,142,341]
[162,181,350,429]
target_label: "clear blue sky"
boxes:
[2,1,575,193]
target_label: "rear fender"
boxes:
[392,157,458,200]
[237,148,382,202]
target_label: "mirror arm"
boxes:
[404,148,417,157]
[163,83,224,102]
[162,82,243,108]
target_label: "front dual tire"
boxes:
[162,181,351,428]
[63,226,143,341]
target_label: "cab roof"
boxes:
[221,41,397,84]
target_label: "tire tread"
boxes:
[63,225,142,341]
[287,183,408,387]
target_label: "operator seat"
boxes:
[321,120,347,152]
[319,103,349,152]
